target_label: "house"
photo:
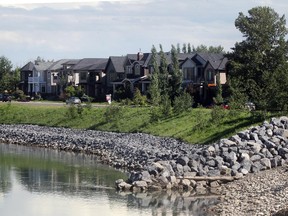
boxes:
[104,56,126,93]
[19,51,227,103]
[71,58,108,100]
[105,52,152,97]
[46,59,79,95]
[20,60,54,96]
[179,53,228,104]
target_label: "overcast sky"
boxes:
[1,0,288,68]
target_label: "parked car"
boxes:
[245,102,255,111]
[2,94,11,102]
[66,97,81,105]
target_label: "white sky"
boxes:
[0,0,288,68]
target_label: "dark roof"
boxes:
[126,53,151,67]
[21,61,35,71]
[109,56,126,73]
[198,53,227,70]
[63,59,81,65]
[179,53,227,70]
[47,59,76,71]
[72,58,108,71]
[34,62,54,71]
[21,61,53,71]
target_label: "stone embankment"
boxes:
[1,117,288,214]
[0,117,288,191]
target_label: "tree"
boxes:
[0,56,13,81]
[148,45,161,106]
[159,44,169,96]
[182,43,187,53]
[192,44,225,53]
[0,56,18,93]
[187,43,192,53]
[169,45,183,103]
[214,72,223,104]
[227,6,288,111]
[176,43,181,53]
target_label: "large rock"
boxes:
[176,156,189,166]
[260,158,271,169]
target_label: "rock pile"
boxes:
[0,116,288,194]
[116,116,288,192]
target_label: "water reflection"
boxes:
[0,143,220,216]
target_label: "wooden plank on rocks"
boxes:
[178,176,235,182]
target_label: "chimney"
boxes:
[137,49,143,60]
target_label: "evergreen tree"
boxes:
[228,6,288,111]
[148,45,161,106]
[187,43,192,53]
[182,43,187,53]
[169,45,183,103]
[176,43,181,53]
[214,73,223,104]
[159,44,169,96]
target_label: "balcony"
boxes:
[28,77,39,83]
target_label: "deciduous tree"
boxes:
[227,6,288,111]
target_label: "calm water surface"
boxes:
[0,143,219,216]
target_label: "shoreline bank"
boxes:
[1,117,288,215]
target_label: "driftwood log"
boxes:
[178,176,236,182]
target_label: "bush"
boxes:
[120,98,132,106]
[133,88,147,106]
[211,105,227,124]
[104,105,124,128]
[13,89,25,100]
[160,94,172,117]
[173,91,193,115]
[149,106,162,122]
[65,104,77,118]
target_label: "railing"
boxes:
[28,77,39,83]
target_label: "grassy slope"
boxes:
[0,103,268,144]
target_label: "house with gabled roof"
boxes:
[104,56,126,93]
[46,59,79,95]
[20,60,54,96]
[179,52,228,104]
[71,58,108,100]
[105,52,152,97]
[19,51,227,103]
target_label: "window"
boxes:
[183,68,195,80]
[53,75,58,83]
[41,86,45,93]
[118,73,125,79]
[80,72,87,80]
[134,64,140,75]
[96,75,100,81]
[207,69,214,82]
[126,66,132,74]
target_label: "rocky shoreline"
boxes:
[1,117,288,215]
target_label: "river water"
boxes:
[0,143,219,216]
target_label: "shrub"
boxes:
[160,94,172,117]
[65,104,77,118]
[104,105,124,128]
[173,91,193,115]
[211,105,227,124]
[13,89,25,100]
[133,88,147,106]
[149,106,162,122]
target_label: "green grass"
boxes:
[0,103,282,144]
